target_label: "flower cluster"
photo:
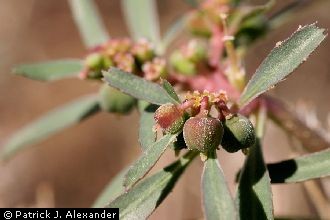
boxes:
[80,38,167,81]
[154,90,256,158]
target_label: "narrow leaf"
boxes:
[161,79,180,103]
[124,134,178,189]
[92,166,128,208]
[121,0,160,47]
[236,139,274,220]
[159,15,187,53]
[13,59,83,81]
[138,101,157,151]
[107,151,198,219]
[202,152,238,220]
[69,0,109,48]
[239,24,326,107]
[102,68,178,105]
[1,95,100,160]
[236,106,273,220]
[268,148,330,184]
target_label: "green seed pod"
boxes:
[170,51,197,76]
[183,116,223,153]
[154,103,185,134]
[221,114,256,153]
[99,84,136,114]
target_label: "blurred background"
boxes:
[0,0,329,219]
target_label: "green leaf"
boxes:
[121,0,160,47]
[69,0,109,48]
[239,24,326,107]
[202,152,238,220]
[161,79,180,103]
[13,59,83,81]
[102,68,178,105]
[1,95,100,161]
[107,151,198,219]
[159,15,187,53]
[268,148,330,184]
[138,101,158,151]
[124,134,178,189]
[236,139,274,220]
[92,166,128,208]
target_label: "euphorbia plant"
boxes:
[2,0,330,219]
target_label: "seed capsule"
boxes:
[221,114,256,153]
[99,84,136,114]
[154,103,185,134]
[183,116,223,153]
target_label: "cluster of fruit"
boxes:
[80,38,167,81]
[154,90,256,158]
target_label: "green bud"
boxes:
[170,51,196,76]
[186,12,211,38]
[185,40,207,63]
[99,84,136,114]
[131,39,155,63]
[154,103,185,134]
[221,114,256,153]
[183,116,223,153]
[85,53,103,70]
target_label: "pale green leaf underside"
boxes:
[239,24,326,107]
[13,59,83,81]
[69,0,109,48]
[92,166,128,208]
[268,148,330,183]
[102,68,178,105]
[124,134,178,189]
[202,154,238,220]
[121,0,160,47]
[138,101,157,151]
[1,95,100,160]
[107,151,198,219]
[236,139,274,220]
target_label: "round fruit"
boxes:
[183,116,223,153]
[99,84,136,114]
[221,114,256,153]
[154,103,185,134]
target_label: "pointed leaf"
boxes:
[13,59,83,81]
[121,0,160,47]
[1,95,100,160]
[268,148,330,184]
[102,68,178,105]
[124,134,178,189]
[239,24,326,107]
[202,152,238,220]
[107,151,198,219]
[138,101,157,151]
[92,166,128,208]
[161,80,180,103]
[236,139,274,220]
[69,0,109,48]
